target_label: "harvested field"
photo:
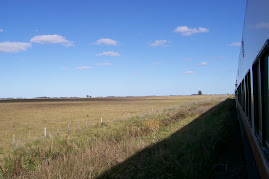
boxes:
[0,95,243,178]
[0,95,222,157]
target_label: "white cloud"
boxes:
[30,35,73,47]
[96,62,112,66]
[255,22,269,29]
[184,57,193,61]
[228,42,241,46]
[0,41,32,53]
[208,56,224,60]
[96,51,120,56]
[95,38,118,45]
[152,62,161,65]
[0,29,3,32]
[184,71,194,74]
[198,62,208,66]
[76,66,93,70]
[174,26,209,36]
[149,40,168,47]
[63,42,73,47]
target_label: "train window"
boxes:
[253,60,262,138]
[266,56,269,145]
[242,79,245,112]
[262,54,269,145]
[238,83,242,106]
[245,77,248,116]
[246,71,251,123]
[238,85,240,105]
[238,84,241,106]
[239,83,242,106]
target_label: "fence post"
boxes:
[13,134,15,145]
[101,118,103,124]
[44,127,46,137]
[68,124,70,135]
[29,131,31,141]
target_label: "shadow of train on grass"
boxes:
[98,98,246,178]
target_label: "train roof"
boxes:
[236,0,269,85]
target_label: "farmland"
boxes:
[0,95,219,157]
[0,95,245,178]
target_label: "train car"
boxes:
[236,0,269,178]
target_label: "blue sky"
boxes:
[0,0,246,98]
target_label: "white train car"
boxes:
[236,0,269,178]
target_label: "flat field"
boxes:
[0,95,222,159]
[0,95,238,178]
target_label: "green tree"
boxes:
[198,90,202,95]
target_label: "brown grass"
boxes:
[0,95,234,178]
[0,95,224,160]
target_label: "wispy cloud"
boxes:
[198,62,208,66]
[30,35,73,47]
[149,40,168,47]
[76,66,93,70]
[152,62,161,66]
[174,26,209,36]
[96,51,120,56]
[184,57,193,61]
[95,38,118,45]
[96,62,112,66]
[131,72,139,75]
[184,71,194,74]
[0,41,32,53]
[228,42,241,46]
[208,56,224,60]
[0,29,3,32]
[255,22,269,29]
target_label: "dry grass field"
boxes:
[0,95,221,158]
[0,95,242,178]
